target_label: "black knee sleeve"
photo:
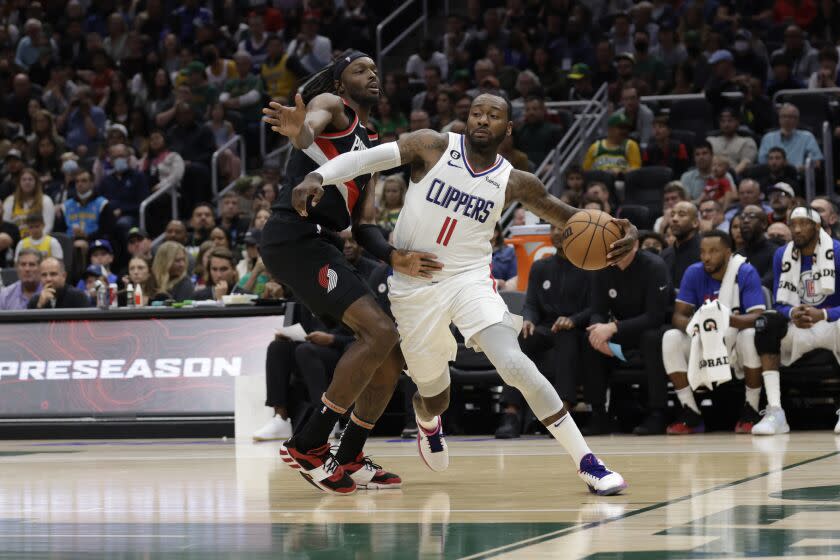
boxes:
[754,310,788,355]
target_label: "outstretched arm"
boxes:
[507,169,638,264]
[262,93,347,150]
[289,129,448,216]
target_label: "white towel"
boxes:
[686,300,733,390]
[717,254,746,311]
[776,210,835,306]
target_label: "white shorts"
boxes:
[662,327,761,378]
[388,267,517,397]
[780,320,840,366]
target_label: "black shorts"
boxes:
[261,213,372,323]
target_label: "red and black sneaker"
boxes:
[340,453,402,489]
[279,439,356,494]
[666,406,706,435]
[734,403,762,434]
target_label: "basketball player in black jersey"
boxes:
[260,51,441,494]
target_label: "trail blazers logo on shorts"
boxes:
[318,264,338,293]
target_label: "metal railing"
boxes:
[823,121,835,193]
[260,121,291,167]
[637,91,744,103]
[804,156,817,202]
[771,87,840,105]
[139,181,178,244]
[211,134,246,200]
[376,0,428,71]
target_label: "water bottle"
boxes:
[95,281,108,310]
[108,283,118,308]
[134,284,144,307]
[126,283,134,308]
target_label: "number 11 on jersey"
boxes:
[436,217,458,246]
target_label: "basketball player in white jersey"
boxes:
[291,94,633,495]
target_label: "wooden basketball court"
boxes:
[1,433,839,558]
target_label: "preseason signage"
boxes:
[0,316,280,417]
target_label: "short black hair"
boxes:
[694,140,713,153]
[192,201,215,214]
[701,229,734,250]
[768,146,787,159]
[638,230,665,246]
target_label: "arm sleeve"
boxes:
[522,261,542,324]
[615,259,670,335]
[771,246,792,317]
[626,142,640,169]
[315,142,402,186]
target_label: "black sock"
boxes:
[335,417,371,464]
[295,404,341,451]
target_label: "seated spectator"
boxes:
[287,12,332,74]
[512,97,564,167]
[642,115,690,176]
[4,74,41,133]
[731,29,767,82]
[251,208,271,231]
[0,248,41,310]
[434,90,458,132]
[751,207,840,435]
[495,225,589,439]
[613,85,654,146]
[42,65,79,117]
[79,264,112,303]
[810,197,840,239]
[739,204,782,288]
[582,240,671,435]
[119,256,156,307]
[377,174,406,233]
[490,224,517,290]
[99,143,149,234]
[81,239,118,288]
[2,168,55,237]
[585,182,612,215]
[237,12,269,68]
[222,52,263,124]
[15,213,62,260]
[166,102,216,212]
[680,141,734,201]
[62,169,114,254]
[767,222,792,244]
[743,76,775,136]
[193,240,216,290]
[582,113,641,176]
[698,199,729,233]
[730,214,745,252]
[193,247,239,301]
[406,39,448,81]
[57,86,106,155]
[661,201,701,289]
[28,257,90,309]
[237,231,276,298]
[808,46,840,89]
[707,108,757,176]
[767,182,796,225]
[771,25,819,83]
[372,96,408,137]
[704,50,744,116]
[209,227,231,251]
[725,179,773,223]
[340,231,379,280]
[660,231,766,435]
[568,63,595,101]
[591,40,616,91]
[700,155,736,208]
[218,192,249,247]
[203,45,237,89]
[0,149,25,201]
[91,124,140,186]
[631,29,666,95]
[498,135,530,171]
[758,104,823,171]
[15,19,45,71]
[408,110,431,133]
[608,52,637,104]
[562,165,585,197]
[151,240,193,302]
[260,35,305,105]
[140,130,185,194]
[187,202,216,253]
[639,230,666,255]
[181,61,218,119]
[0,201,21,269]
[749,147,801,195]
[766,53,805,98]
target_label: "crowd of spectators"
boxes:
[0,0,839,437]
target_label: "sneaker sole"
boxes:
[752,425,790,435]
[588,481,629,496]
[279,444,356,495]
[253,435,290,442]
[356,480,402,490]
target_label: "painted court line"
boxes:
[458,450,840,560]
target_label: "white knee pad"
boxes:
[413,364,452,398]
[662,328,691,374]
[736,328,761,369]
[473,323,563,419]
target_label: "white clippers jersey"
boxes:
[392,132,513,280]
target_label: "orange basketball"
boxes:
[561,210,623,271]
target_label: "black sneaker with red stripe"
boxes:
[340,453,402,489]
[279,439,356,494]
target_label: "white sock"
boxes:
[547,412,592,466]
[762,370,782,408]
[745,386,761,412]
[416,415,438,432]
[676,386,700,414]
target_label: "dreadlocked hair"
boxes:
[297,49,359,104]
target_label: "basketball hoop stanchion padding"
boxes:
[504,225,555,291]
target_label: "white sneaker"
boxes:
[751,406,790,436]
[834,409,840,434]
[578,453,627,495]
[416,416,449,472]
[253,415,293,441]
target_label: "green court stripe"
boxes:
[462,450,840,560]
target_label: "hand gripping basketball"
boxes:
[562,210,637,270]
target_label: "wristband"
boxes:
[354,223,395,262]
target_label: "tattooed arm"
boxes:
[506,169,639,263]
